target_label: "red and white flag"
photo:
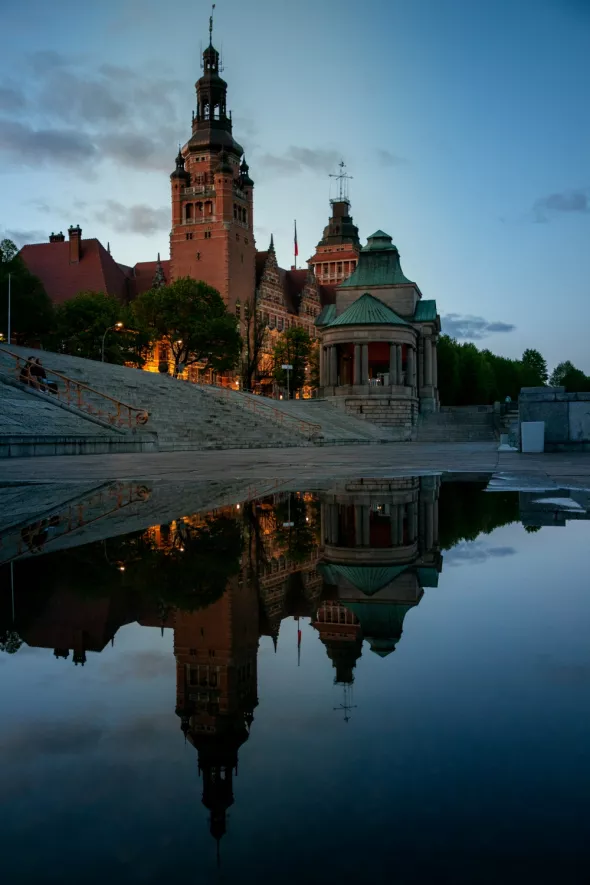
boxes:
[294,220,299,259]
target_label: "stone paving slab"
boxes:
[1,442,589,489]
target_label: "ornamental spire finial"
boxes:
[209,4,215,45]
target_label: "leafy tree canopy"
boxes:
[0,239,53,344]
[132,277,241,377]
[549,360,590,391]
[272,326,312,397]
[49,290,152,366]
[521,348,548,386]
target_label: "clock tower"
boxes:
[169,14,256,313]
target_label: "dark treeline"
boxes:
[438,336,590,405]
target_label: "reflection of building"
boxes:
[315,477,441,674]
[174,564,259,849]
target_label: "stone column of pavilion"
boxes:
[315,231,441,435]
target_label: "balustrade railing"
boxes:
[0,348,150,429]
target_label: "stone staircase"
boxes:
[206,390,401,444]
[416,408,497,442]
[0,346,307,452]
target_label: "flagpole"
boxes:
[7,273,11,345]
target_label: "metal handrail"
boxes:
[197,381,322,437]
[0,348,149,429]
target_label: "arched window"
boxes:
[185,203,193,222]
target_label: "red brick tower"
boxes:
[170,16,255,312]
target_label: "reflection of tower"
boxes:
[175,563,259,849]
[314,597,362,723]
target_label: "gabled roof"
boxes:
[132,260,171,297]
[20,239,131,305]
[340,229,414,289]
[329,293,409,328]
[413,299,438,323]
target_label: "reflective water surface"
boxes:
[1,476,590,884]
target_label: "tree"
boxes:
[272,327,311,397]
[241,300,268,390]
[133,277,241,377]
[521,348,548,386]
[549,360,590,392]
[0,239,54,345]
[0,630,23,654]
[437,335,460,405]
[50,290,152,365]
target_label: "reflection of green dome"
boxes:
[344,602,412,658]
[366,638,399,658]
[318,563,409,597]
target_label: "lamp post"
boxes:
[101,322,124,362]
[7,273,11,346]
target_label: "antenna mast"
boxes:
[329,160,353,205]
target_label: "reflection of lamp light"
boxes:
[236,504,241,509]
[118,565,125,572]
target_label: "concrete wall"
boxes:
[519,387,590,451]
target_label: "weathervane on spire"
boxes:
[330,160,353,203]
[209,4,216,45]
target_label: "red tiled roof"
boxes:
[132,260,171,297]
[20,239,131,305]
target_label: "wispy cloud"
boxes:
[94,201,170,235]
[0,227,49,246]
[445,541,517,566]
[376,148,408,167]
[258,146,341,177]
[0,53,185,175]
[533,188,590,222]
[442,313,516,340]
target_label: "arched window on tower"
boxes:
[185,203,193,222]
[203,100,210,120]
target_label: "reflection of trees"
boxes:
[4,514,243,615]
[122,515,243,611]
[438,483,519,550]
[272,495,319,564]
[0,630,22,654]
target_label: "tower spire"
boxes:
[209,3,215,46]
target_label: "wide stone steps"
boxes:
[213,392,399,443]
[1,346,307,451]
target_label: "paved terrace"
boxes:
[1,442,589,488]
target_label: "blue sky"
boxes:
[1,0,589,370]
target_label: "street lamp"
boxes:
[101,322,124,362]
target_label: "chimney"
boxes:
[49,231,65,243]
[68,225,82,263]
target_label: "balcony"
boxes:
[182,186,215,197]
